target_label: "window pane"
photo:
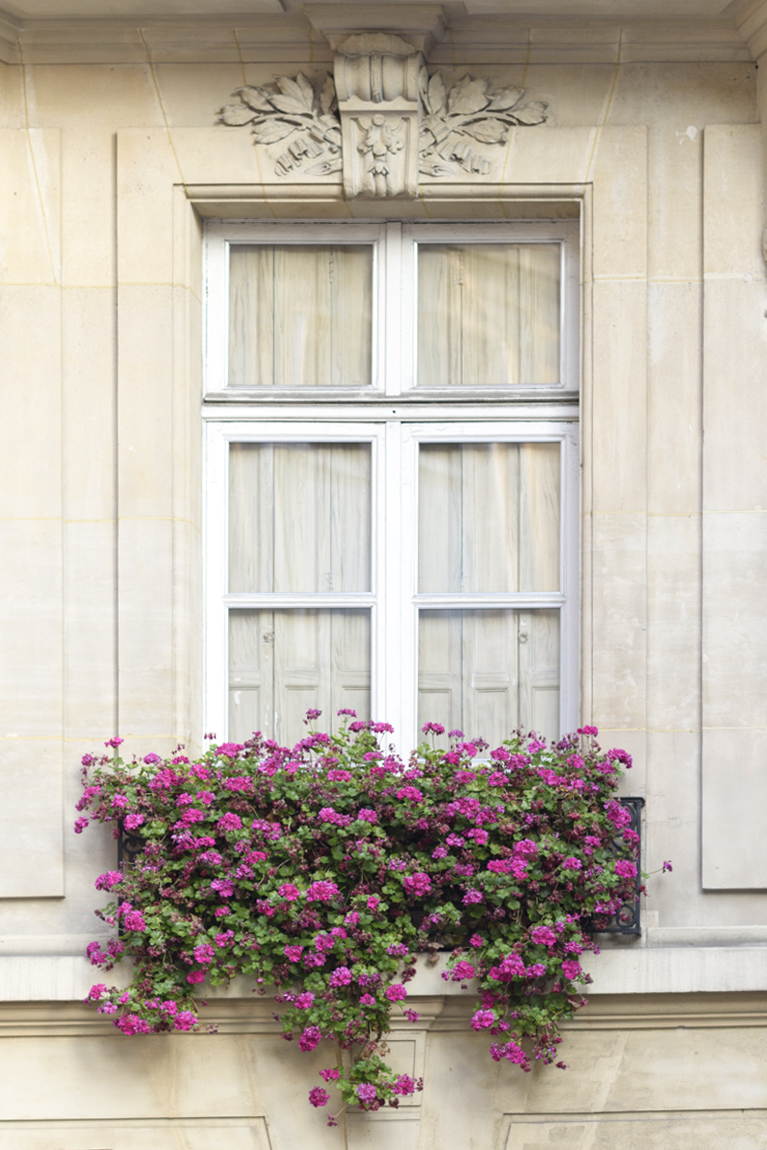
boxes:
[417,243,560,387]
[229,609,370,746]
[229,442,371,593]
[418,442,560,593]
[418,609,560,747]
[229,245,373,387]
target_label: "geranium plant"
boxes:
[75,715,638,1124]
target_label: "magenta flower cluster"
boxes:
[75,717,638,1121]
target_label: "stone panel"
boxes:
[501,1111,767,1150]
[701,124,767,889]
[0,128,60,285]
[0,129,64,897]
[0,1120,271,1150]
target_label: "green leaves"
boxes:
[78,719,637,1123]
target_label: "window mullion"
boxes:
[383,222,406,396]
[561,427,580,733]
[204,422,230,743]
[380,420,415,746]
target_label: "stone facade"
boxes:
[2,1,767,1145]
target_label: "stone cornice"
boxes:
[0,10,757,66]
[431,15,752,64]
[736,0,767,58]
[2,948,767,1009]
[306,3,446,55]
[0,7,19,63]
[1,981,767,1038]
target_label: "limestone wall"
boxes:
[1,50,764,941]
[1,967,767,1149]
[1,27,767,1145]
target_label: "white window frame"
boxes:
[205,420,387,745]
[204,418,578,750]
[203,217,580,750]
[203,220,579,400]
[400,421,579,746]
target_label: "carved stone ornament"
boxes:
[418,72,548,178]
[218,72,343,178]
[333,32,422,198]
[219,50,548,196]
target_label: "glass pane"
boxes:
[229,244,373,387]
[229,442,371,593]
[417,243,560,387]
[229,609,370,747]
[418,609,560,748]
[418,442,560,593]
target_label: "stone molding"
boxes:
[306,4,446,56]
[737,0,767,61]
[0,11,755,66]
[2,983,767,1037]
[736,1,767,262]
[219,56,548,197]
[4,946,767,1006]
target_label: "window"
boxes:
[204,221,579,751]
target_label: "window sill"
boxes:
[3,947,767,1004]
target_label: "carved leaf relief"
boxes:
[251,119,296,145]
[238,86,274,113]
[487,87,525,112]
[218,71,342,177]
[510,101,549,125]
[279,73,314,105]
[219,103,260,127]
[461,117,509,144]
[218,66,547,187]
[423,72,447,117]
[418,71,548,179]
[447,75,491,116]
[319,74,336,116]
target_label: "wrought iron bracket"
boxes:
[117,824,144,869]
[586,796,644,937]
[115,824,146,938]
